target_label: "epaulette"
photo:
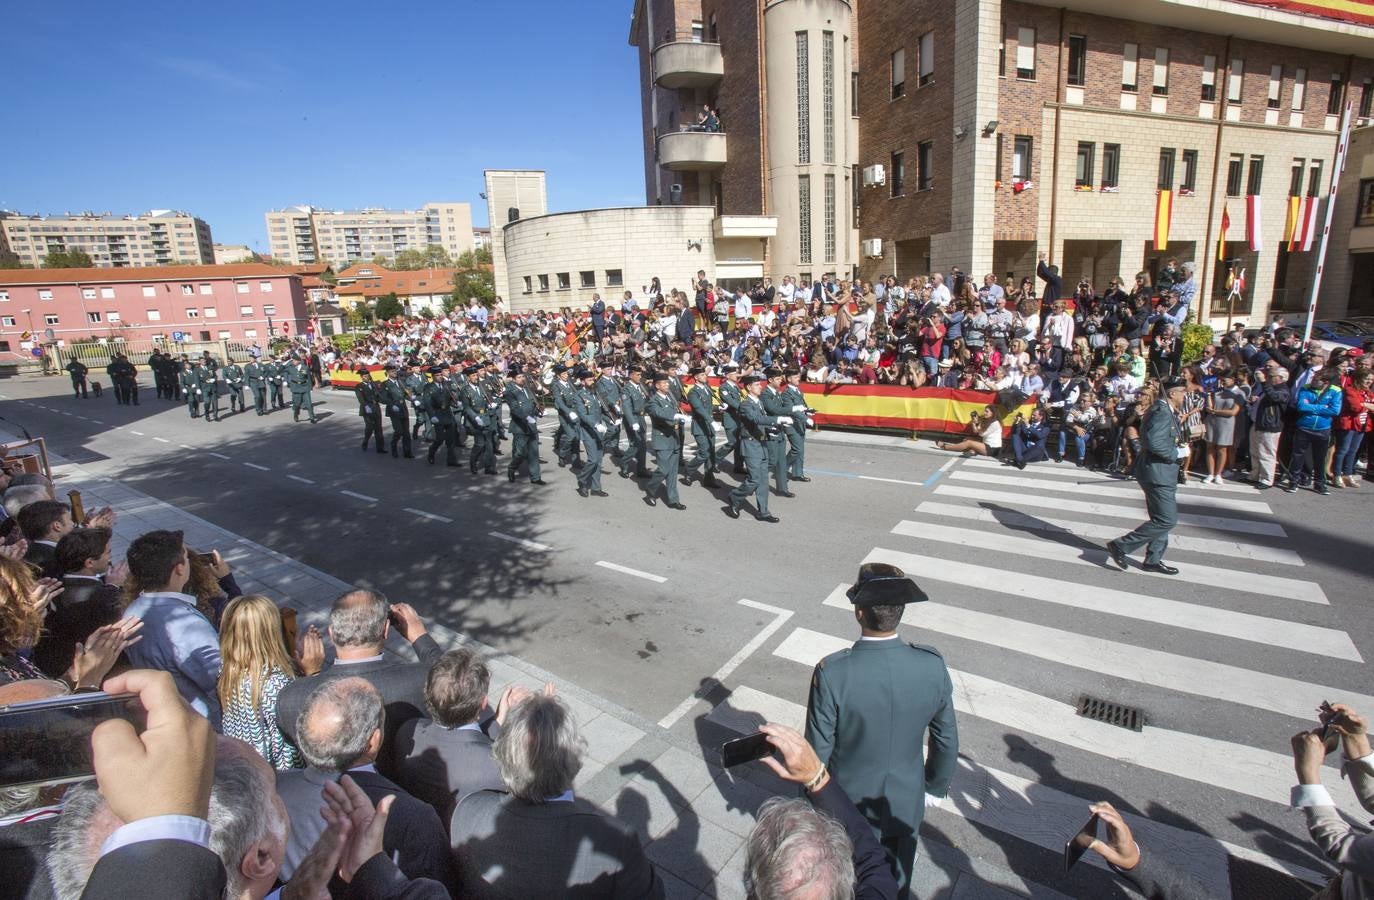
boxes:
[816,647,852,670]
[908,642,944,659]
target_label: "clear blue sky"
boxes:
[0,0,646,249]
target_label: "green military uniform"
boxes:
[222,362,246,413]
[380,368,413,458]
[644,377,686,508]
[483,368,506,454]
[618,373,649,478]
[1109,388,1184,569]
[781,376,810,480]
[403,367,432,441]
[717,371,746,474]
[447,373,469,448]
[460,368,497,475]
[594,368,623,458]
[726,377,776,521]
[551,368,583,467]
[107,355,138,405]
[573,372,607,496]
[760,379,793,495]
[285,359,316,423]
[65,359,89,399]
[805,564,959,895]
[179,363,201,418]
[265,359,286,409]
[244,360,267,415]
[503,372,543,483]
[199,360,221,423]
[682,373,719,487]
[355,372,386,453]
[423,368,459,466]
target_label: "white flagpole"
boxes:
[1302,100,1354,345]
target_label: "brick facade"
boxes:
[703,0,764,217]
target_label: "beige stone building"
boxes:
[1318,124,1374,318]
[212,243,256,264]
[264,202,475,268]
[0,209,214,268]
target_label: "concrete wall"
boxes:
[485,171,549,306]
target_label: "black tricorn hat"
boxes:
[846,562,929,607]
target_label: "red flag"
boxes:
[1298,197,1319,252]
[1217,204,1230,261]
[1245,195,1263,251]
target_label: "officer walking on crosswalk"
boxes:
[1107,375,1186,575]
[725,373,779,523]
[503,365,545,484]
[380,363,413,458]
[355,367,386,454]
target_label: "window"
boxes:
[1101,143,1121,188]
[1308,161,1323,198]
[999,28,1006,77]
[798,32,811,162]
[1358,180,1374,226]
[87,311,101,324]
[185,308,199,319]
[1012,136,1032,180]
[1158,148,1176,190]
[1122,42,1138,92]
[1075,142,1095,187]
[44,314,59,326]
[890,152,905,197]
[142,286,156,297]
[106,311,120,322]
[523,276,532,294]
[995,134,1005,180]
[1267,64,1283,110]
[579,271,595,288]
[556,272,570,290]
[236,283,249,294]
[1360,79,1372,119]
[1180,149,1198,192]
[203,307,217,318]
[100,287,114,299]
[823,31,835,163]
[81,287,96,300]
[799,175,813,263]
[1293,68,1308,110]
[918,31,935,87]
[1226,154,1245,196]
[262,304,276,316]
[1290,159,1306,196]
[0,290,7,302]
[38,289,53,301]
[1227,58,1244,103]
[1,316,15,327]
[199,283,213,295]
[852,71,860,116]
[259,281,273,292]
[216,330,231,340]
[181,284,194,295]
[606,269,623,287]
[1016,27,1036,79]
[238,304,253,316]
[537,274,549,292]
[1152,48,1169,96]
[1328,73,1344,116]
[1067,35,1087,87]
[1247,155,1264,194]
[243,329,258,339]
[917,141,934,190]
[824,173,836,263]
[1201,56,1217,101]
[690,19,703,42]
[890,47,905,98]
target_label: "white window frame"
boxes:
[45,313,60,326]
[81,287,96,299]
[1201,55,1217,100]
[87,311,102,324]
[239,305,253,316]
[262,304,276,316]
[146,309,162,321]
[1015,27,1035,79]
[0,291,8,303]
[1,316,15,326]
[236,283,250,294]
[181,284,194,295]
[185,308,200,319]
[100,287,114,299]
[1152,47,1169,95]
[1268,64,1283,108]
[1228,58,1245,103]
[216,330,231,340]
[38,289,53,301]
[106,311,120,322]
[1292,67,1307,110]
[203,307,217,318]
[199,283,213,295]
[243,328,258,339]
[142,286,156,298]
[259,281,273,292]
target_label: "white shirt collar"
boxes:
[859,634,901,642]
[35,540,57,548]
[335,653,386,665]
[65,574,103,582]
[138,591,198,605]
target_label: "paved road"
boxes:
[4,372,1370,899]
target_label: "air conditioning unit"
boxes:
[861,238,883,258]
[861,164,886,187]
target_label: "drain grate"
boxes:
[1076,695,1145,731]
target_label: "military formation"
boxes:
[143,348,319,424]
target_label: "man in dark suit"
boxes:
[590,294,607,342]
[393,647,512,824]
[1009,407,1051,470]
[675,302,695,344]
[805,564,959,897]
[32,526,127,676]
[1036,251,1063,308]
[1108,376,1186,575]
[276,677,453,889]
[275,589,443,776]
[17,499,73,576]
[451,693,663,898]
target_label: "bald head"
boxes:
[297,677,384,773]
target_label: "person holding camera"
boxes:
[935,405,1003,457]
[1292,703,1374,899]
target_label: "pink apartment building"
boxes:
[0,264,309,353]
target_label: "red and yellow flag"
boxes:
[1154,190,1173,251]
[1284,196,1302,249]
[1217,204,1230,261]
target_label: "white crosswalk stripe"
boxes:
[946,468,1274,514]
[960,455,1261,493]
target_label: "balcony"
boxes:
[657,130,727,172]
[653,41,723,89]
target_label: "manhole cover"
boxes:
[1076,695,1144,732]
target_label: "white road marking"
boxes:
[861,547,1356,660]
[914,501,1305,566]
[207,452,230,460]
[179,444,194,450]
[946,469,1273,514]
[489,531,551,552]
[891,520,1326,604]
[857,475,923,486]
[243,462,270,471]
[287,475,315,484]
[91,419,103,424]
[405,507,453,523]
[595,560,667,583]
[934,484,1285,537]
[130,430,145,436]
[152,437,170,443]
[960,455,1260,493]
[658,599,793,729]
[340,489,378,502]
[818,585,1374,720]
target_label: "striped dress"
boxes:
[222,666,301,771]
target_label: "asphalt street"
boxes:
[3,371,1370,899]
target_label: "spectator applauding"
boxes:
[31,526,127,677]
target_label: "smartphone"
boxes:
[721,732,773,768]
[1064,812,1100,873]
[0,692,145,789]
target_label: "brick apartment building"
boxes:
[855,0,1374,322]
[0,210,214,269]
[0,264,309,354]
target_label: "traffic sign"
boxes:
[172,331,187,342]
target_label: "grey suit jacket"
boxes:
[393,716,507,824]
[451,790,663,899]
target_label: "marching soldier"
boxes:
[200,358,222,423]
[667,370,686,406]
[461,365,497,475]
[717,363,746,475]
[285,355,316,423]
[148,349,167,399]
[403,361,433,444]
[222,359,246,414]
[482,361,506,456]
[682,366,719,488]
[618,366,650,479]
[380,363,414,458]
[423,364,459,467]
[725,374,779,523]
[355,367,386,454]
[266,356,287,409]
[448,365,469,450]
[179,360,201,419]
[804,563,958,896]
[244,357,267,416]
[644,371,689,510]
[573,367,608,498]
[761,368,795,498]
[107,354,138,405]
[782,368,812,482]
[551,364,583,469]
[65,358,89,399]
[502,365,545,484]
[594,359,622,459]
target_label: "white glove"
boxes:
[675,413,692,424]
[775,416,791,425]
[806,417,815,428]
[569,412,579,421]
[791,404,806,413]
[364,405,373,414]
[476,416,486,426]
[431,416,439,423]
[631,423,640,432]
[195,389,202,395]
[595,423,607,434]
[526,416,538,425]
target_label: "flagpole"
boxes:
[1302,100,1353,345]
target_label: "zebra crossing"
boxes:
[696,456,1362,897]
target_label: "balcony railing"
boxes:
[653,40,723,89]
[657,130,727,171]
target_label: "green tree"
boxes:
[43,248,94,268]
[346,304,372,330]
[374,292,404,320]
[392,244,453,270]
[0,250,27,269]
[418,307,435,320]
[450,247,495,309]
[371,254,390,268]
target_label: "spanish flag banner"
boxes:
[1217,204,1230,261]
[1153,190,1173,250]
[1246,194,1263,251]
[1284,196,1303,250]
[1296,197,1320,251]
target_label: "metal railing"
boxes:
[45,339,257,371]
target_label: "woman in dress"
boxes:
[1203,370,1244,484]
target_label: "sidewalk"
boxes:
[23,433,1071,900]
